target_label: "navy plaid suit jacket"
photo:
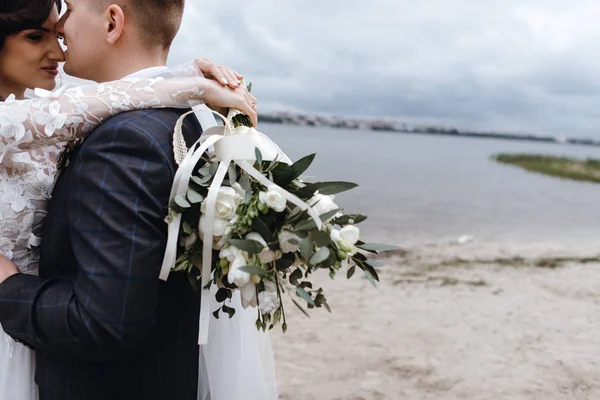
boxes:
[0,108,204,399]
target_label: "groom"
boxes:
[0,1,244,399]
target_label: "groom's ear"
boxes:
[104,4,125,45]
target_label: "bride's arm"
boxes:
[0,76,257,159]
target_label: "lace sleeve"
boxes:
[0,76,208,161]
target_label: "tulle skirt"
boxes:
[198,290,278,400]
[0,324,37,400]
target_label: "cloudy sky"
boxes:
[169,0,600,138]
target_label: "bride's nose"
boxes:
[49,37,66,63]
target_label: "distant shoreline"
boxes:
[492,153,600,183]
[259,113,600,147]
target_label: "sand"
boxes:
[271,242,600,399]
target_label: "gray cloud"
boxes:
[169,0,600,138]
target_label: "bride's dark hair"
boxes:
[0,0,62,51]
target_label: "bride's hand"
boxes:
[195,58,244,90]
[0,254,18,283]
[202,80,258,127]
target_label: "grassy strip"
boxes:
[492,153,600,183]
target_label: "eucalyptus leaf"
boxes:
[222,305,236,318]
[187,188,204,204]
[238,265,266,277]
[310,247,330,266]
[240,174,251,191]
[227,239,266,254]
[228,164,238,183]
[296,286,315,305]
[289,268,303,286]
[216,288,231,303]
[255,147,263,166]
[174,195,191,209]
[300,236,314,260]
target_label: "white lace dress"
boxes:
[0,77,207,400]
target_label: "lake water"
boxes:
[260,123,600,251]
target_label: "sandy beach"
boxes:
[271,241,600,399]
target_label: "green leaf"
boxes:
[213,309,221,319]
[222,304,236,318]
[228,239,266,254]
[366,260,385,268]
[347,266,356,279]
[255,147,263,166]
[191,176,206,186]
[271,163,295,186]
[174,195,191,209]
[216,288,231,303]
[253,218,275,245]
[276,254,295,271]
[364,269,378,288]
[294,209,340,231]
[238,265,266,277]
[228,164,238,183]
[358,243,400,252]
[290,153,316,179]
[332,214,368,226]
[298,181,358,197]
[187,188,204,204]
[182,221,193,235]
[240,174,251,192]
[323,303,332,313]
[296,286,315,305]
[311,230,331,247]
[289,268,303,286]
[310,247,330,265]
[300,236,314,260]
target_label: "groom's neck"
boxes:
[97,52,169,82]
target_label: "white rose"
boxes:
[258,291,280,314]
[258,186,287,212]
[278,230,301,254]
[228,252,250,287]
[245,232,281,264]
[240,282,258,309]
[264,280,278,293]
[201,187,242,220]
[330,228,358,255]
[199,215,228,238]
[220,244,241,263]
[308,194,338,216]
[339,225,360,245]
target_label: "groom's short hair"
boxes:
[92,0,184,49]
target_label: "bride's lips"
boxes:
[42,66,59,77]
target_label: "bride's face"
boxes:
[0,5,65,98]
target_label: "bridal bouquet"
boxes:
[159,102,395,342]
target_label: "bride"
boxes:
[0,0,274,399]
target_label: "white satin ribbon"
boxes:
[160,110,323,346]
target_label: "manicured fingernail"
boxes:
[221,78,228,85]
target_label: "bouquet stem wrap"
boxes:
[159,109,323,344]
